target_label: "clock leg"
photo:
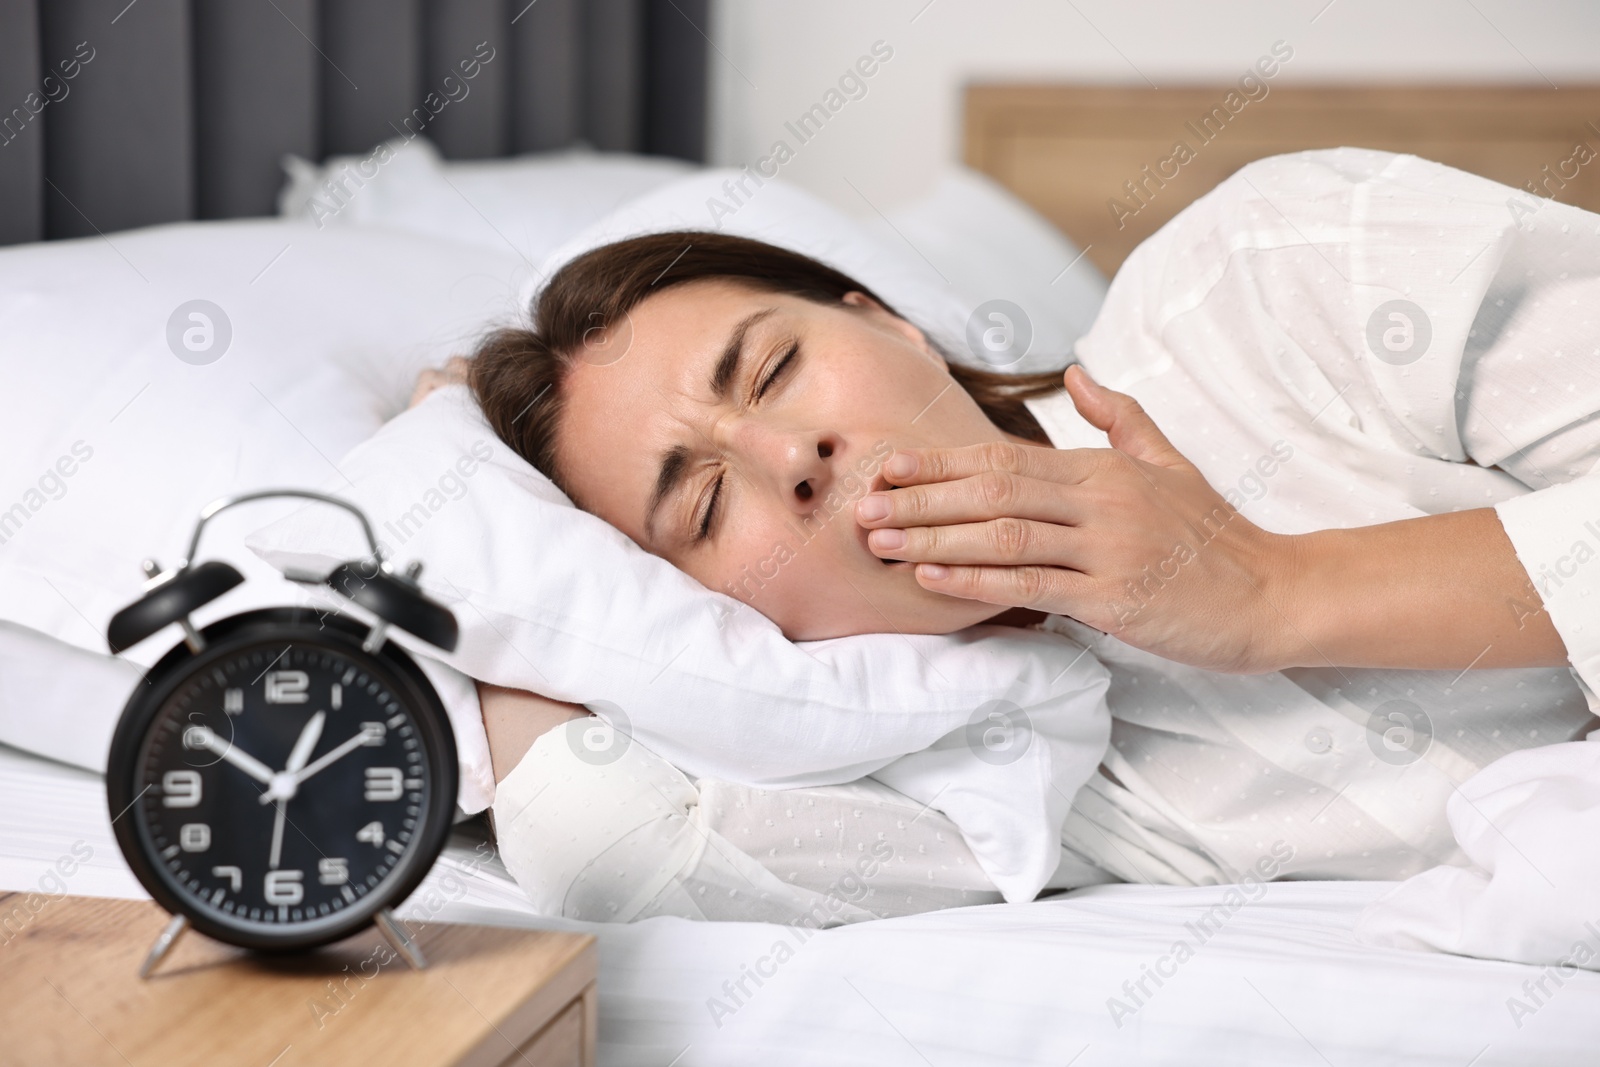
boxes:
[361,620,390,654]
[375,907,427,970]
[178,616,207,653]
[138,913,190,979]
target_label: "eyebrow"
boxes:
[708,307,776,400]
[642,306,777,545]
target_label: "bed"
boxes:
[4,4,1600,1059]
[6,740,1595,1066]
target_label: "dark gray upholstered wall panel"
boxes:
[510,0,581,152]
[0,0,708,245]
[41,0,193,240]
[645,0,709,161]
[423,0,511,159]
[195,0,320,219]
[0,0,43,244]
[320,0,424,156]
[583,0,642,151]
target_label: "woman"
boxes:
[416,152,1600,910]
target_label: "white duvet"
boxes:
[1358,738,1600,975]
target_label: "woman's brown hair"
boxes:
[468,230,1066,508]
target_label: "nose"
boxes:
[718,418,843,515]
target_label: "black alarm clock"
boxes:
[104,490,460,978]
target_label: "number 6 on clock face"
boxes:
[265,870,303,905]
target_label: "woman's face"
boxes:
[556,279,1030,641]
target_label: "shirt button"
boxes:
[1305,728,1333,754]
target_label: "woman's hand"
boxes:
[856,365,1296,674]
[409,355,471,409]
[861,363,1568,676]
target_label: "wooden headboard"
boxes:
[965,85,1600,276]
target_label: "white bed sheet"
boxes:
[3,743,1594,1066]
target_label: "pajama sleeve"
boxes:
[487,721,1052,924]
[1452,198,1600,708]
[490,720,880,925]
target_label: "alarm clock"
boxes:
[104,489,460,978]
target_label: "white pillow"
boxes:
[530,166,1105,376]
[245,383,1113,903]
[278,145,1108,373]
[860,167,1108,373]
[0,219,532,660]
[277,136,694,267]
[0,221,534,812]
[0,620,141,773]
[530,169,978,363]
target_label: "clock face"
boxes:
[108,610,457,951]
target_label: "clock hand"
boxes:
[265,710,322,869]
[286,710,325,775]
[255,710,327,805]
[191,727,274,786]
[257,727,370,804]
[291,729,369,785]
[269,798,286,870]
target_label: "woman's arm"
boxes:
[477,681,590,783]
[858,365,1569,676]
[1275,504,1565,673]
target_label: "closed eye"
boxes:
[696,473,724,542]
[693,340,794,543]
[755,341,798,400]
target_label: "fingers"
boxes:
[911,561,1088,613]
[408,371,446,409]
[857,467,1093,529]
[881,370,1192,494]
[867,516,1084,567]
[1063,364,1189,468]
[408,357,471,410]
[885,439,1094,489]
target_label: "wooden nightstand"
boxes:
[0,895,597,1067]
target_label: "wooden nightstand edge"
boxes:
[581,981,598,1067]
[450,936,597,1067]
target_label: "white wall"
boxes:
[707,0,1600,213]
